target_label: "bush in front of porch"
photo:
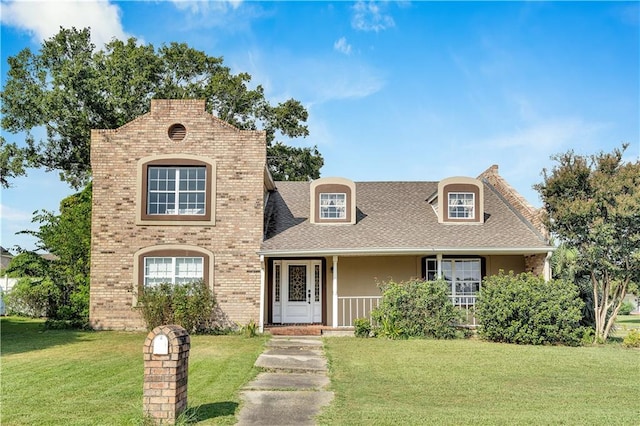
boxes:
[476,271,587,346]
[370,279,464,339]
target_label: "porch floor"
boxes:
[264,324,354,336]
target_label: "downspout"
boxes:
[259,255,265,333]
[543,251,553,282]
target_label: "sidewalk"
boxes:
[236,336,334,426]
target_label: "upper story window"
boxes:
[448,192,475,219]
[310,177,356,225]
[147,166,206,215]
[435,177,484,224]
[319,193,346,219]
[137,155,216,225]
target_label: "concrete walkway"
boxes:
[236,336,334,426]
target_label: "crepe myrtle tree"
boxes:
[0,26,323,188]
[535,145,640,342]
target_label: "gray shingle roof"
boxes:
[260,181,551,255]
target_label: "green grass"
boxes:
[3,316,639,425]
[319,337,640,425]
[1,317,266,425]
[614,315,640,338]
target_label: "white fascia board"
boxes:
[258,246,555,258]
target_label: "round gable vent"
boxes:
[168,123,187,142]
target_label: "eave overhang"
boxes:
[258,246,555,258]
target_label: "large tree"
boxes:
[1,27,322,188]
[535,145,640,342]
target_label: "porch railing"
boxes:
[337,296,381,327]
[450,295,478,327]
[336,295,478,327]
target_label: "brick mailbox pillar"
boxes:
[143,325,190,424]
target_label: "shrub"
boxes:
[476,272,586,346]
[5,277,61,317]
[622,329,640,348]
[138,280,215,333]
[371,279,462,339]
[619,300,634,316]
[353,317,372,338]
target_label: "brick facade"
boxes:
[479,165,548,239]
[90,100,265,330]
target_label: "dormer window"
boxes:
[448,192,475,219]
[320,193,346,219]
[435,176,484,224]
[310,177,356,224]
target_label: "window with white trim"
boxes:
[442,259,481,305]
[319,193,346,219]
[144,256,204,287]
[147,166,206,215]
[448,192,475,219]
[425,258,481,305]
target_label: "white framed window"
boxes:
[425,258,481,305]
[144,256,204,287]
[147,166,206,215]
[319,193,346,219]
[448,192,475,219]
[442,259,481,305]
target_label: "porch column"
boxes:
[332,255,338,327]
[543,251,552,282]
[259,255,265,333]
[436,253,443,279]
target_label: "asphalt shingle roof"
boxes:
[261,181,550,254]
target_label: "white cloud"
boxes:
[483,118,608,152]
[169,0,243,14]
[0,0,130,48]
[230,48,385,107]
[351,1,395,32]
[334,37,352,55]
[0,204,32,222]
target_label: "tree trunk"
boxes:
[592,272,605,343]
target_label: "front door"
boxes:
[273,260,322,324]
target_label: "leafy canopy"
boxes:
[6,184,92,322]
[1,27,323,188]
[535,145,640,342]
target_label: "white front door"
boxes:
[273,260,322,324]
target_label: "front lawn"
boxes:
[614,315,640,338]
[319,337,640,425]
[3,316,639,425]
[1,317,266,425]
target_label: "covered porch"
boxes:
[257,249,552,331]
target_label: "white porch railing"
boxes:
[337,296,381,327]
[336,295,478,327]
[450,295,478,327]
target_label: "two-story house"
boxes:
[90,100,553,331]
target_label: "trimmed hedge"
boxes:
[476,272,586,346]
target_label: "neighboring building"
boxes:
[1,246,13,270]
[90,99,553,331]
[1,247,15,315]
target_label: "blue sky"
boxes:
[1,0,639,252]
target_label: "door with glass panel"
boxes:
[273,260,322,323]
